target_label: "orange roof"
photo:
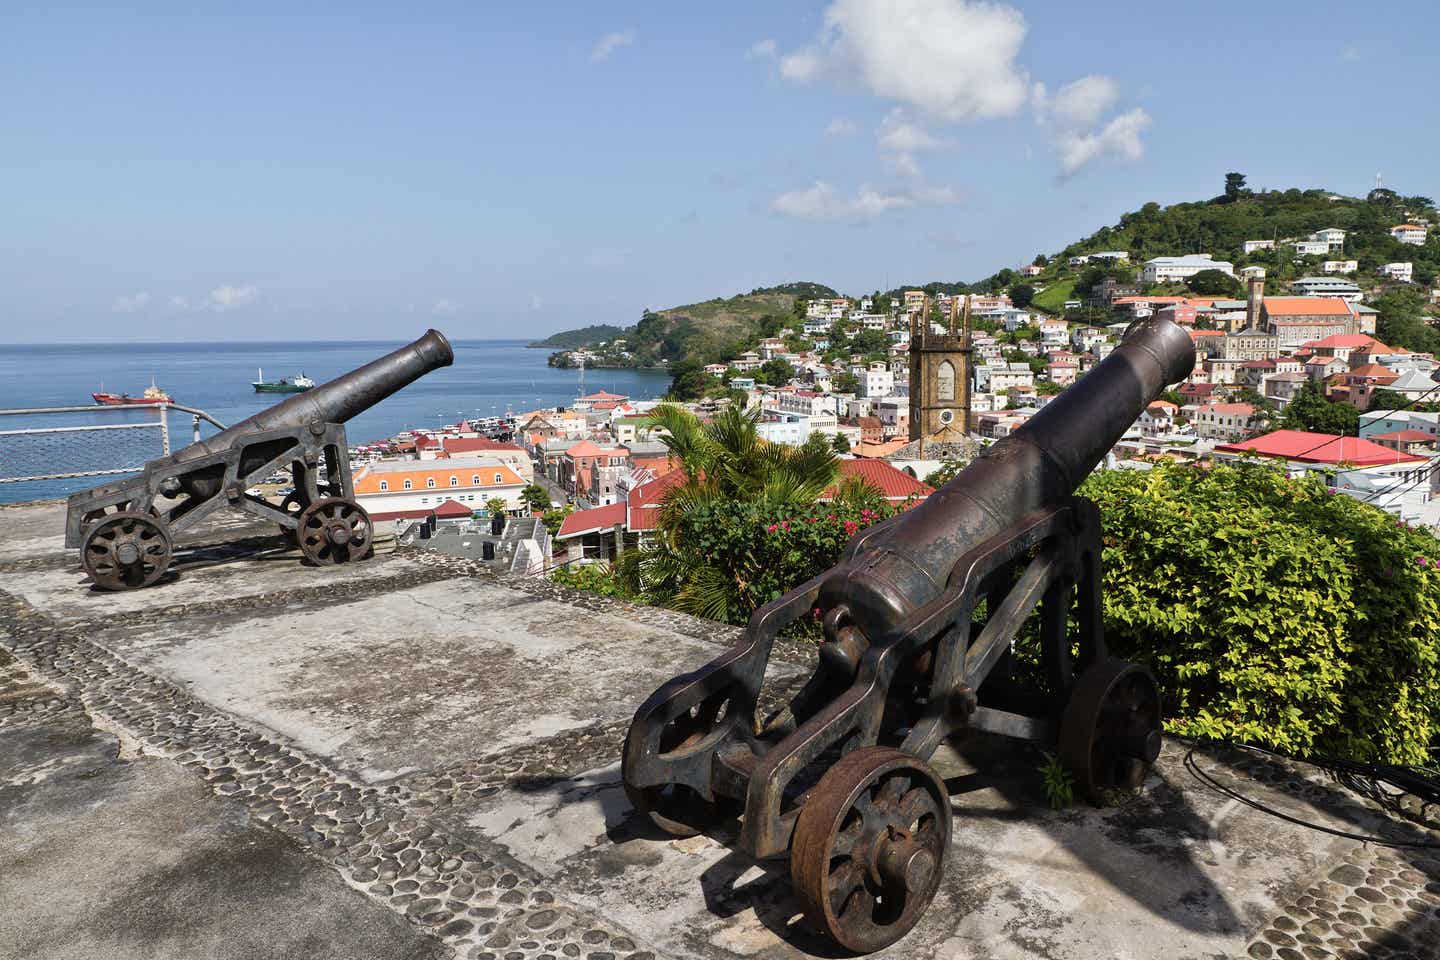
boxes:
[1301,334,1389,351]
[630,455,680,477]
[1198,403,1255,416]
[1263,297,1353,317]
[353,462,525,494]
[1188,328,1224,340]
[565,440,629,459]
[1346,364,1399,381]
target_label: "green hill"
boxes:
[539,282,840,366]
[528,324,629,349]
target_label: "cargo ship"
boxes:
[91,380,173,405]
[251,369,316,394]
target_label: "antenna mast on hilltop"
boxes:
[1376,172,1385,191]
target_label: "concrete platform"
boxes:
[1,498,1437,960]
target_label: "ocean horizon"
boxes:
[0,337,671,504]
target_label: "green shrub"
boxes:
[1081,462,1440,764]
[550,562,633,599]
[622,501,897,625]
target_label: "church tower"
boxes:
[908,294,973,440]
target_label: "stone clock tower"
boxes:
[908,295,973,440]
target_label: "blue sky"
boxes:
[2,1,1436,342]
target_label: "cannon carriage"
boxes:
[621,316,1195,952]
[65,330,454,590]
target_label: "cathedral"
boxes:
[908,295,973,441]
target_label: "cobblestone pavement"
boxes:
[2,501,1439,960]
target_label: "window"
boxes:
[494,473,503,483]
[379,481,389,491]
[403,479,412,490]
[449,476,458,486]
[426,477,435,488]
[472,475,480,485]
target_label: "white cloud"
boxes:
[431,299,458,316]
[748,38,778,59]
[206,284,260,311]
[1042,74,1119,129]
[1054,108,1151,178]
[111,292,150,313]
[168,295,189,309]
[771,180,961,222]
[882,151,922,178]
[529,294,544,312]
[877,110,949,152]
[776,0,1032,122]
[590,29,636,63]
[826,117,859,137]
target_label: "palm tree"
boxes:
[618,403,880,621]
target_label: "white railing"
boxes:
[0,403,226,484]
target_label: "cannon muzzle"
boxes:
[172,329,454,465]
[821,315,1194,639]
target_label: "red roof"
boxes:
[1199,403,1255,416]
[1301,334,1391,351]
[1216,430,1428,466]
[442,437,524,455]
[1346,364,1398,381]
[1263,297,1353,317]
[566,440,628,459]
[827,459,934,501]
[627,469,687,532]
[555,501,627,539]
[1372,429,1436,443]
[369,499,475,523]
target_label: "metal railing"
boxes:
[0,403,227,484]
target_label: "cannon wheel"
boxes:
[623,699,734,838]
[296,497,373,565]
[1058,659,1163,805]
[81,511,173,591]
[277,491,308,544]
[792,746,951,953]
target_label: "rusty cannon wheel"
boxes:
[792,747,951,953]
[296,497,373,565]
[81,511,173,590]
[277,491,308,544]
[1059,659,1163,805]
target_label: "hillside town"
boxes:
[359,224,1440,578]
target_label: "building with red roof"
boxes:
[1214,430,1428,468]
[1371,429,1439,456]
[1263,297,1360,349]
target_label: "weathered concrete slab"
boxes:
[8,544,414,624]
[84,578,757,782]
[1,499,1438,960]
[0,659,450,960]
[0,500,67,561]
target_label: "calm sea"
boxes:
[0,338,671,504]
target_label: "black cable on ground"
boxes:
[1182,740,1440,850]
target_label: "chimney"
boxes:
[1246,276,1265,330]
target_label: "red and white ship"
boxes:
[91,379,173,406]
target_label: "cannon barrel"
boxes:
[820,315,1195,638]
[171,329,453,464]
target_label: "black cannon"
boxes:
[621,316,1195,952]
[66,330,454,590]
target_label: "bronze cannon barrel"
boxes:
[171,329,454,465]
[820,315,1195,638]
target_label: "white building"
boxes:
[756,411,837,445]
[1020,264,1043,277]
[1142,255,1235,283]
[1001,309,1034,332]
[1038,318,1069,345]
[1322,260,1358,274]
[1291,240,1331,256]
[806,298,850,322]
[1311,228,1347,248]
[988,362,1036,392]
[1239,265,1267,280]
[1291,277,1363,301]
[1243,240,1276,254]
[1382,262,1415,283]
[851,361,895,398]
[1093,250,1130,262]
[353,459,527,522]
[1391,224,1428,245]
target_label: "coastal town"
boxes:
[344,213,1440,581]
